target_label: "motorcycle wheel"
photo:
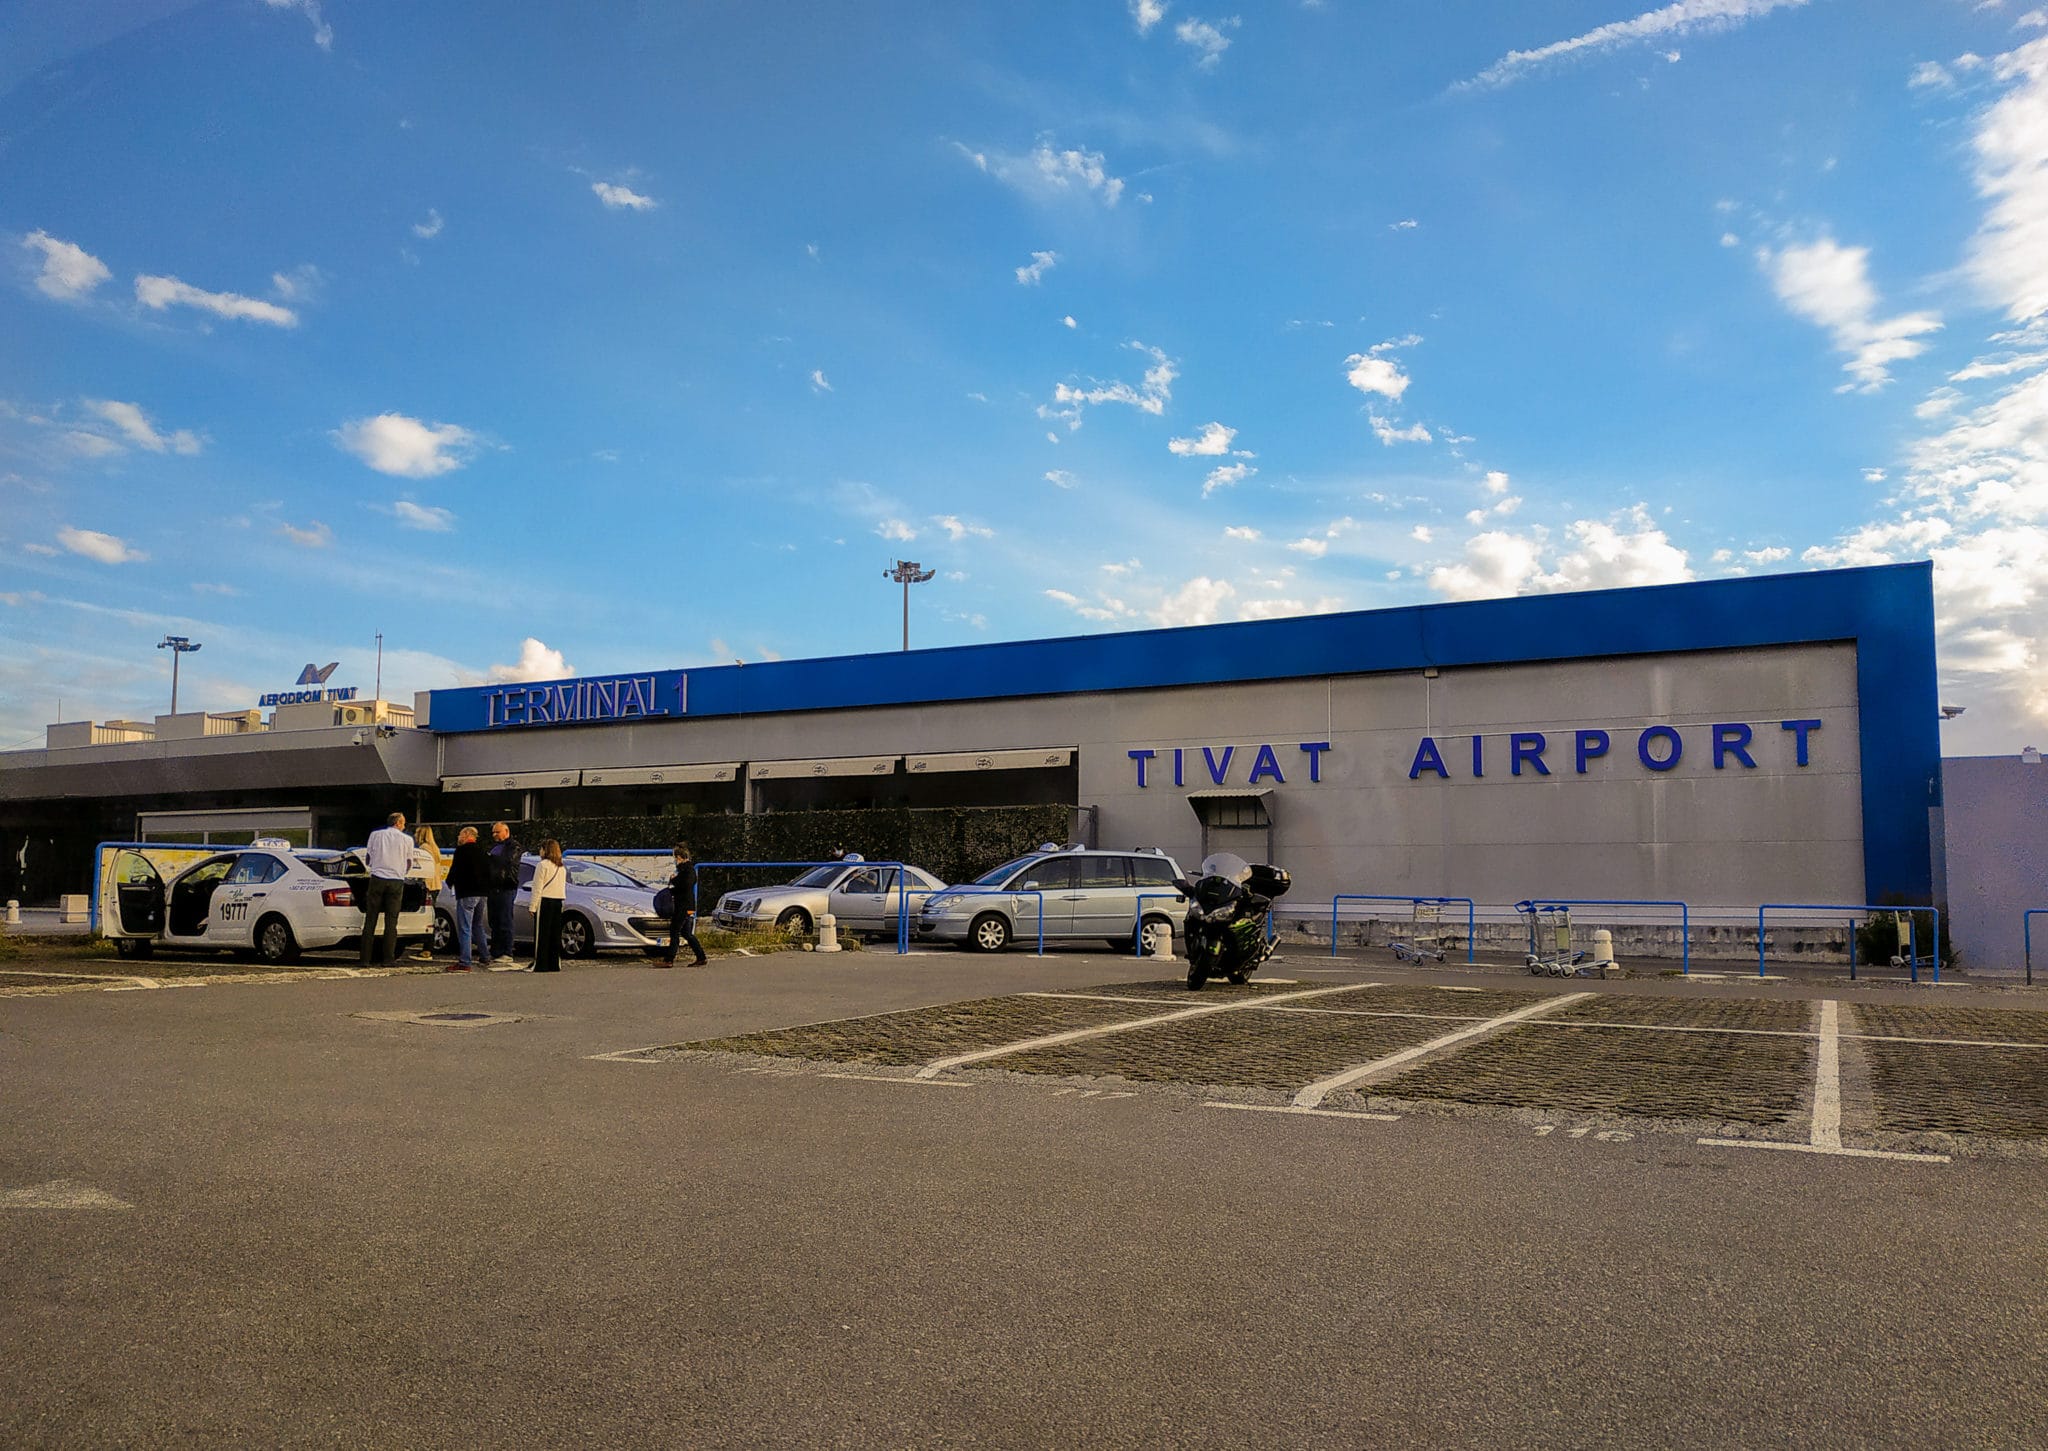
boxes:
[1185,966,1207,991]
[1226,971,1247,985]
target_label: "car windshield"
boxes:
[565,860,645,890]
[973,855,1041,887]
[791,865,843,888]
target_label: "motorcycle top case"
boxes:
[1246,864,1291,900]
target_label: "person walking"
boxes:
[530,839,567,973]
[359,811,412,968]
[445,826,492,972]
[411,825,448,961]
[486,821,523,966]
[658,841,707,967]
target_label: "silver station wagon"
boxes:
[914,846,1186,953]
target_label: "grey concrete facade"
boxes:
[1941,754,2048,974]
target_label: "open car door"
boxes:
[106,851,165,939]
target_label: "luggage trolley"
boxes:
[1523,904,1587,977]
[1388,898,1451,964]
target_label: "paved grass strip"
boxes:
[1377,1023,1812,1125]
[993,1010,1457,1091]
[1863,1042,2048,1137]
[1552,995,1814,1033]
[680,996,1162,1068]
[1852,1004,2048,1047]
[1280,984,1550,1018]
[1072,978,1319,1001]
[0,971,106,989]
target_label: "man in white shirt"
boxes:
[360,811,413,967]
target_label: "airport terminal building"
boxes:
[0,563,1943,916]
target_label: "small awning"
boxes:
[1184,788,1274,826]
[441,770,582,793]
[907,747,1073,774]
[749,755,899,781]
[581,762,740,787]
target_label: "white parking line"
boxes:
[1696,1138,1949,1165]
[1205,1102,1401,1122]
[913,982,1382,1080]
[821,1073,975,1089]
[1812,999,1843,1149]
[1292,992,1595,1108]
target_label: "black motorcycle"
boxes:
[1174,852,1291,991]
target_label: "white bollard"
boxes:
[4,900,18,926]
[1150,919,1175,961]
[1591,928,1618,977]
[814,911,842,953]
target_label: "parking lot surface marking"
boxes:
[1204,1102,1401,1122]
[1293,992,1593,1108]
[1695,1137,1951,1165]
[913,982,1379,1079]
[0,1179,134,1210]
[1814,1000,1843,1150]
[820,1072,976,1088]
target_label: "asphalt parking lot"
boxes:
[6,943,2048,1448]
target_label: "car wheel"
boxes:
[1138,916,1172,957]
[775,907,812,939]
[431,910,455,955]
[114,936,154,960]
[254,915,300,965]
[558,913,594,959]
[968,913,1011,953]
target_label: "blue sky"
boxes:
[4,0,2045,753]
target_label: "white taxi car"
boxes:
[99,839,435,964]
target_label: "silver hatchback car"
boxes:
[914,846,1186,953]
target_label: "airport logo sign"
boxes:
[1407,720,1823,778]
[260,662,358,707]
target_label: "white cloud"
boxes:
[1760,238,1942,391]
[1239,596,1344,621]
[876,518,918,542]
[1484,470,1511,494]
[1286,536,1329,557]
[1168,421,1238,456]
[1456,0,1809,91]
[934,515,993,541]
[278,521,333,548]
[1428,507,1692,600]
[22,543,58,556]
[1041,341,1177,429]
[1131,0,1167,34]
[810,369,833,392]
[961,140,1125,208]
[1910,60,1955,89]
[269,265,322,303]
[22,231,109,300]
[1175,16,1241,70]
[1203,462,1254,496]
[57,527,145,564]
[261,0,332,49]
[1223,525,1261,540]
[412,209,444,239]
[65,431,124,459]
[1864,467,1889,482]
[1720,231,1741,247]
[1344,352,1411,400]
[487,638,573,683]
[1389,218,1419,231]
[1149,576,1235,626]
[83,400,201,455]
[393,501,455,532]
[1370,415,1433,446]
[1411,525,1433,543]
[592,181,657,210]
[334,414,477,478]
[135,274,298,327]
[1043,469,1078,489]
[1015,250,1059,285]
[1966,37,2048,324]
[1044,588,1122,622]
[1062,315,1078,329]
[1744,546,1791,564]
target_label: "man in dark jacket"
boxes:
[659,841,707,967]
[486,821,524,964]
[446,826,494,971]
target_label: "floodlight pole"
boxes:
[157,635,201,714]
[883,560,936,651]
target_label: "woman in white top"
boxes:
[530,839,568,972]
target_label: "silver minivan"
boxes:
[914,847,1185,953]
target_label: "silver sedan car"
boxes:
[433,854,669,959]
[710,859,947,939]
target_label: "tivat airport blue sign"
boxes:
[1408,720,1823,779]
[1129,742,1333,787]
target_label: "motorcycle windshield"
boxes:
[1198,852,1252,884]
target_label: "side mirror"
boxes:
[1020,880,1041,891]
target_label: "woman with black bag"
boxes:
[658,842,706,967]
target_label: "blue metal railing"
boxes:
[567,853,919,954]
[1328,895,1478,963]
[1757,903,1941,983]
[2025,909,2047,985]
[917,885,1048,955]
[1131,892,1188,956]
[1514,898,1691,975]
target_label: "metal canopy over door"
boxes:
[441,771,583,792]
[905,748,1073,774]
[1186,788,1275,867]
[748,756,898,780]
[581,763,740,787]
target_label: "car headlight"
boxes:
[588,896,636,915]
